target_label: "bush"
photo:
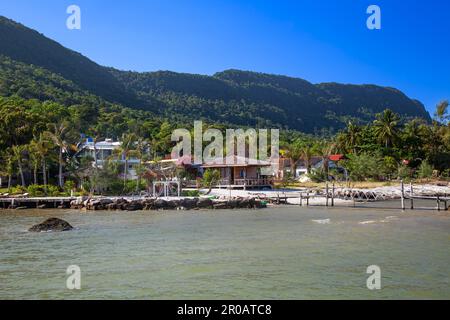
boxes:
[26,184,60,196]
[182,190,200,197]
[417,161,433,179]
[27,184,45,197]
[63,180,76,195]
[341,153,384,181]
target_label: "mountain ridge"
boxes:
[0,15,431,133]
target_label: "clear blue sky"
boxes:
[1,0,449,115]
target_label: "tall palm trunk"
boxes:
[17,159,25,187]
[123,158,128,187]
[58,147,63,188]
[42,159,47,194]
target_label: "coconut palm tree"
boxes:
[299,142,314,175]
[44,123,70,188]
[0,148,15,191]
[115,133,137,188]
[281,140,303,178]
[373,109,400,149]
[343,121,361,154]
[11,144,27,187]
[313,140,336,181]
[31,133,51,191]
[134,137,150,192]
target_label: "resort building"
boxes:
[171,155,274,189]
[76,138,140,180]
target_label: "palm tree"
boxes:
[373,109,400,148]
[0,149,15,191]
[281,140,303,178]
[435,100,449,124]
[115,133,137,188]
[32,133,51,191]
[44,123,70,188]
[299,142,314,175]
[345,121,361,154]
[12,145,27,187]
[313,140,335,181]
[134,137,150,192]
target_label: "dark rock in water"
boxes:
[29,217,73,232]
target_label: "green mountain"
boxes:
[0,16,431,133]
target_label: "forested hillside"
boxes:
[0,16,431,134]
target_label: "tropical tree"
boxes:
[434,100,449,125]
[281,140,303,178]
[0,148,15,191]
[313,140,335,180]
[44,122,71,188]
[134,137,150,191]
[299,141,314,175]
[11,144,27,187]
[115,133,137,188]
[373,109,400,148]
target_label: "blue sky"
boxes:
[1,0,449,115]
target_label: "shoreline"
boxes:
[1,183,449,211]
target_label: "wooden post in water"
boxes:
[437,196,440,211]
[299,192,302,206]
[410,182,414,210]
[306,191,309,206]
[400,180,405,211]
[325,182,329,207]
[331,183,335,207]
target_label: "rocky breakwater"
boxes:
[71,197,267,211]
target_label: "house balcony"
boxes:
[183,178,273,189]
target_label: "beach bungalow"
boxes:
[201,155,273,189]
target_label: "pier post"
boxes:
[306,191,309,206]
[331,183,335,207]
[410,182,414,210]
[325,182,329,207]
[299,192,302,206]
[400,180,405,211]
[437,196,440,211]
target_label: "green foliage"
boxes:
[417,161,433,179]
[181,190,200,197]
[0,16,448,188]
[342,153,384,181]
[202,169,221,188]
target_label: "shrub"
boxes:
[341,153,383,181]
[182,190,200,197]
[417,161,433,179]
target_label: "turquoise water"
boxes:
[0,204,449,299]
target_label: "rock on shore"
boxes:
[29,217,73,232]
[70,197,267,211]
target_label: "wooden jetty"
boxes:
[0,196,76,209]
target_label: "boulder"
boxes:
[179,198,198,210]
[197,198,213,208]
[29,218,73,232]
[124,200,144,211]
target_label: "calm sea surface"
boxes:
[1,202,449,299]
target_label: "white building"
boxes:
[77,138,140,180]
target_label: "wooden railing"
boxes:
[234,178,273,186]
